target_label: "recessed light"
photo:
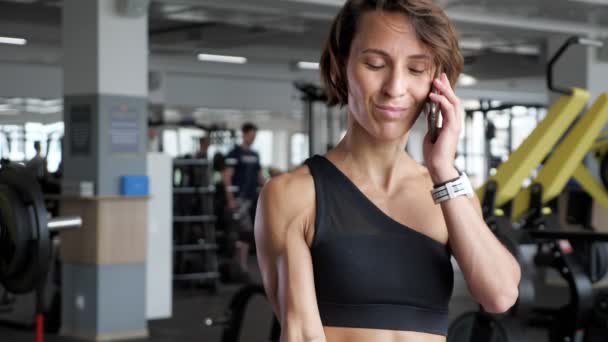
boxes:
[197,53,247,64]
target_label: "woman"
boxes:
[255,1,521,341]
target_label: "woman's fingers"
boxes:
[428,92,459,133]
[433,73,460,108]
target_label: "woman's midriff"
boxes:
[324,326,446,342]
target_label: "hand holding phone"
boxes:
[427,88,441,144]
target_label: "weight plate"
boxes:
[0,184,31,279]
[448,312,510,342]
[0,165,50,294]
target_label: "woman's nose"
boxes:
[382,70,408,99]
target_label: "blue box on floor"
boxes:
[120,175,149,196]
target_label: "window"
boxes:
[252,130,273,167]
[162,130,179,157]
[44,121,64,173]
[290,133,309,167]
[177,127,205,157]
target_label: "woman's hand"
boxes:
[422,72,463,184]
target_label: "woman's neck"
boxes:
[329,117,416,192]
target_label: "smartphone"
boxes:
[426,88,441,144]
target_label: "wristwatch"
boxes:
[431,172,474,204]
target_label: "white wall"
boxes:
[146,153,172,320]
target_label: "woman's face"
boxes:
[346,11,434,141]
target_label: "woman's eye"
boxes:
[365,63,385,70]
[410,68,425,75]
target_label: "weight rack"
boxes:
[172,158,220,290]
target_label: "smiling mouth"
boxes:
[375,104,408,112]
[374,104,409,118]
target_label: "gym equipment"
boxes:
[592,137,608,190]
[294,82,343,156]
[475,37,602,209]
[294,82,327,157]
[463,101,546,178]
[450,36,608,342]
[172,158,220,291]
[0,164,81,341]
[205,284,279,342]
[511,93,608,221]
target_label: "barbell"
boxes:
[0,164,81,294]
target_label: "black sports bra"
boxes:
[305,155,454,336]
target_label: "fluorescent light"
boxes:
[458,73,477,87]
[297,61,320,70]
[197,53,247,64]
[0,36,27,45]
[459,38,483,50]
[492,44,540,55]
[569,0,608,6]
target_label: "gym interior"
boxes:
[0,0,608,341]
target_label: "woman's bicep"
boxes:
[255,179,325,341]
[277,227,323,330]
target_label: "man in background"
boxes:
[224,123,266,220]
[26,141,46,180]
[223,123,266,278]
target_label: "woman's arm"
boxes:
[424,73,520,314]
[255,172,327,342]
[432,168,521,314]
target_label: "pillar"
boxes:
[60,0,149,340]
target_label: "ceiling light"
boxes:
[197,53,247,64]
[458,73,477,87]
[492,44,540,55]
[459,38,483,50]
[0,36,27,45]
[569,0,608,6]
[297,61,320,70]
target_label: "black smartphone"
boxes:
[426,88,441,144]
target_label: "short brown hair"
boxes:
[320,0,464,107]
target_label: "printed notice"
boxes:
[109,104,140,154]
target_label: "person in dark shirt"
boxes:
[224,123,266,218]
[222,123,266,277]
[26,141,46,180]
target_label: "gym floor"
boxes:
[0,257,553,342]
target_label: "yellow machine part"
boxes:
[511,93,608,221]
[572,164,608,209]
[476,87,590,206]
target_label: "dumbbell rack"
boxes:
[172,158,220,290]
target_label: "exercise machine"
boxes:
[0,164,81,342]
[449,36,608,342]
[204,284,279,342]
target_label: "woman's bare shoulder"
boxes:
[258,164,316,235]
[262,164,314,204]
